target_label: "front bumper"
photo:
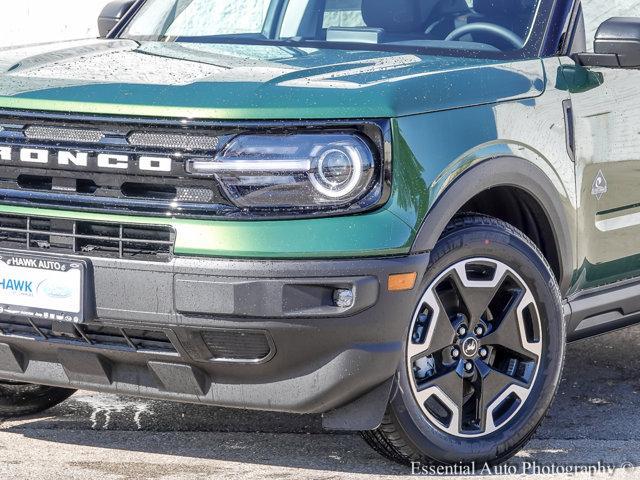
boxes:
[0,252,430,417]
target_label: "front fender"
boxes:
[410,155,575,293]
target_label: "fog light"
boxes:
[333,288,354,308]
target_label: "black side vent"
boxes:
[201,330,272,362]
[0,214,174,262]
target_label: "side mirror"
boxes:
[574,17,640,68]
[98,0,136,37]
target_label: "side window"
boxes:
[582,0,639,51]
[322,0,365,28]
[280,0,312,37]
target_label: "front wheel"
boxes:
[0,382,76,417]
[363,214,565,466]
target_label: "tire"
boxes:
[362,214,565,466]
[0,382,76,417]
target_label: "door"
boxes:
[562,2,640,291]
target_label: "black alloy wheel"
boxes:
[362,215,565,466]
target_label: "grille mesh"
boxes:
[176,187,214,202]
[128,132,219,151]
[24,125,105,143]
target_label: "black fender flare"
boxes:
[410,156,575,293]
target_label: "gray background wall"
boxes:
[581,0,640,50]
[0,1,107,47]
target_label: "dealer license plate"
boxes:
[0,251,85,323]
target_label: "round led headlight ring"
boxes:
[310,145,364,198]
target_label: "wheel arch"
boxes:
[411,156,575,294]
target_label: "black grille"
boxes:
[201,330,272,361]
[0,112,385,219]
[0,114,238,217]
[0,317,178,355]
[0,214,174,262]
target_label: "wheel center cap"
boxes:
[462,337,479,358]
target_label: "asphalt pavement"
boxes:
[2,325,640,479]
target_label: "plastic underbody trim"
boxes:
[566,276,640,341]
[0,251,430,421]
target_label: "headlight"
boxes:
[186,133,382,210]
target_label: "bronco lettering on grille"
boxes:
[0,146,174,174]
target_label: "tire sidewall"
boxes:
[0,383,76,417]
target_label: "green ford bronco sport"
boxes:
[0,0,639,467]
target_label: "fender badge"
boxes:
[592,170,607,200]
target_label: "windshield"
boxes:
[120,0,544,57]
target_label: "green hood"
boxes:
[0,39,544,119]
